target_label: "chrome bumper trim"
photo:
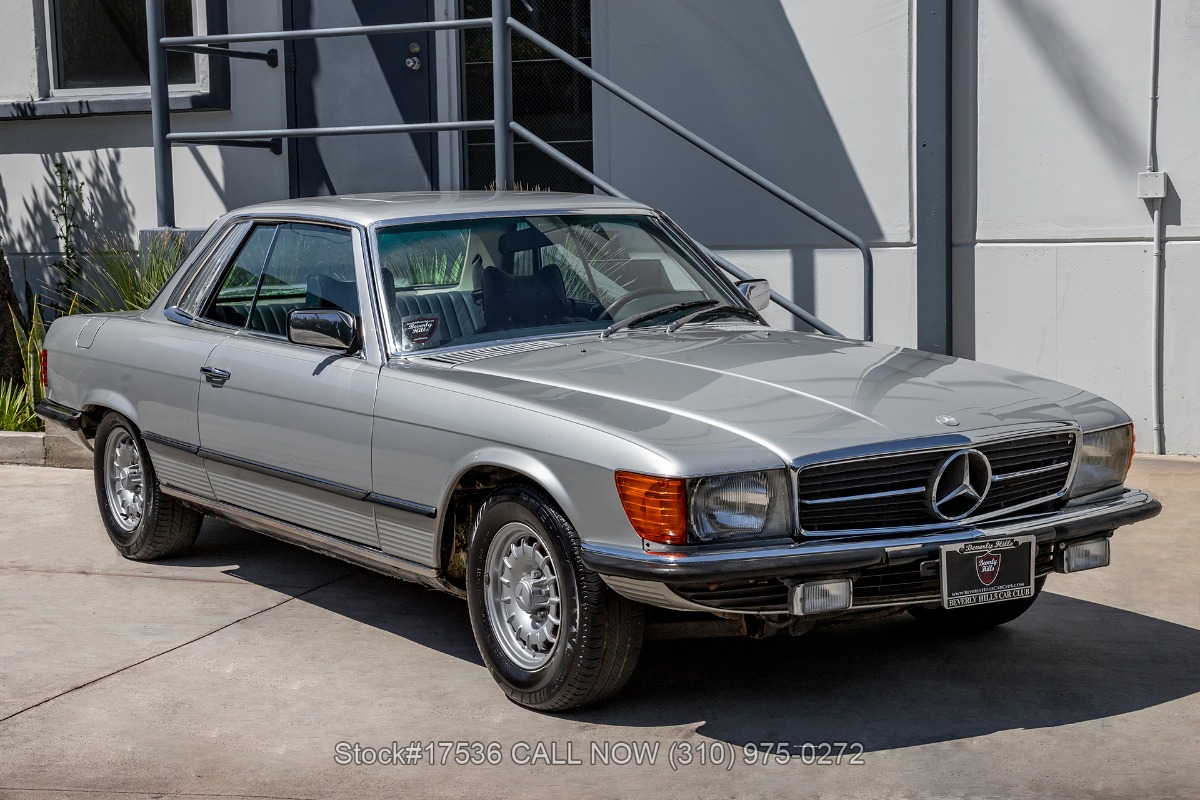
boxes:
[580,488,1160,584]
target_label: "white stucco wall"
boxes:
[591,0,916,344]
[967,0,1199,454]
[0,1,290,295]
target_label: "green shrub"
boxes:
[0,379,38,432]
[78,232,188,313]
[2,303,46,432]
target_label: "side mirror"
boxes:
[735,278,771,312]
[287,308,357,351]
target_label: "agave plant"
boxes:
[78,232,188,313]
[0,378,37,432]
[1,302,48,432]
[399,249,467,287]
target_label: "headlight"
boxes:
[1068,424,1134,498]
[689,469,792,541]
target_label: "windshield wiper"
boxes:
[666,304,761,334]
[600,299,718,339]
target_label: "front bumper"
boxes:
[581,487,1161,585]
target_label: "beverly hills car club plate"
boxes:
[939,536,1036,609]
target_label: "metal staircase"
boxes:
[145,0,873,339]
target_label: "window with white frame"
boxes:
[45,0,199,92]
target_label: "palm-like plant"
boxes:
[78,232,188,313]
[0,303,48,432]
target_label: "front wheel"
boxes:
[907,577,1046,634]
[466,486,644,711]
[94,413,203,561]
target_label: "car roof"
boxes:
[228,191,655,227]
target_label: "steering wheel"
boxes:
[605,287,664,319]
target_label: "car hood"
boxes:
[432,328,1125,464]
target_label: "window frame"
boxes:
[199,222,283,331]
[169,216,377,359]
[44,0,204,97]
[1,0,228,119]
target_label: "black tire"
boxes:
[93,413,203,561]
[907,578,1045,634]
[466,485,645,711]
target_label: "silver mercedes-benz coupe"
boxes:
[36,192,1160,710]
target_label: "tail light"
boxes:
[40,349,48,389]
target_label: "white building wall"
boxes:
[967,0,1199,454]
[0,2,291,296]
[592,0,916,344]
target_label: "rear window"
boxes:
[377,225,469,289]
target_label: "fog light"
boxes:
[791,579,852,615]
[1060,539,1111,573]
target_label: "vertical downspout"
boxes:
[1147,0,1165,454]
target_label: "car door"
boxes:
[131,222,250,501]
[195,220,382,548]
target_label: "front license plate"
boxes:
[940,535,1036,609]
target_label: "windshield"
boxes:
[374,213,752,353]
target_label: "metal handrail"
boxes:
[510,122,842,337]
[159,18,489,47]
[506,17,872,341]
[167,120,493,144]
[145,0,869,339]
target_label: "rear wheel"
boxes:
[466,485,644,711]
[94,413,203,561]
[907,578,1045,634]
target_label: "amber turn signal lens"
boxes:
[614,471,687,545]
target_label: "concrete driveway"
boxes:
[1,458,1198,799]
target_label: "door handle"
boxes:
[201,366,231,385]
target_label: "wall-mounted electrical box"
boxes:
[1138,171,1167,199]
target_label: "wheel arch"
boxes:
[80,390,139,436]
[437,448,582,589]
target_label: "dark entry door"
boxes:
[288,0,437,197]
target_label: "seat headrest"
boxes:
[498,226,553,255]
[481,264,569,330]
[306,275,359,315]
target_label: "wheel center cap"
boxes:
[514,578,534,612]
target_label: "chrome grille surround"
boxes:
[793,424,1081,537]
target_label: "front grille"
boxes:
[796,431,1076,535]
[671,544,1055,613]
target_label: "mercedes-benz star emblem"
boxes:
[928,449,992,521]
[936,414,960,427]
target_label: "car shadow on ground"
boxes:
[169,519,1200,753]
[581,594,1200,752]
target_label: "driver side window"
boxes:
[202,224,277,328]
[200,222,358,338]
